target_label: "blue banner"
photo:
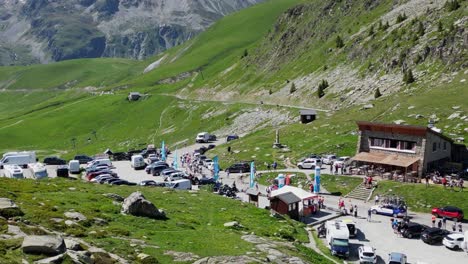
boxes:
[161,141,166,161]
[213,156,219,181]
[250,161,255,188]
[314,166,321,193]
[173,150,178,169]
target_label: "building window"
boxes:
[369,137,416,152]
[433,142,437,152]
[443,142,447,150]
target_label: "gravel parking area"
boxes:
[316,212,467,264]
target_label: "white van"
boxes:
[87,158,112,168]
[0,152,36,169]
[165,179,192,190]
[29,163,48,179]
[326,220,350,258]
[195,132,210,143]
[131,155,146,170]
[4,165,24,179]
[68,160,81,174]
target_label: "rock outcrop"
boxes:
[22,235,66,255]
[121,192,166,219]
[0,198,23,218]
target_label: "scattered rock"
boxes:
[67,250,92,264]
[64,220,76,227]
[137,253,151,261]
[7,225,26,238]
[34,254,65,264]
[415,114,424,119]
[22,235,66,256]
[461,79,466,83]
[164,251,200,262]
[224,221,243,228]
[103,193,125,202]
[362,104,374,109]
[64,238,82,251]
[193,256,259,264]
[393,120,406,125]
[68,187,76,191]
[64,212,87,222]
[408,106,415,109]
[452,106,461,110]
[448,112,461,120]
[0,198,24,218]
[121,192,166,219]
[93,217,108,226]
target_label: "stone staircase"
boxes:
[345,183,373,201]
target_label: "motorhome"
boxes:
[0,152,36,168]
[165,179,192,190]
[326,220,350,258]
[195,132,210,143]
[29,163,48,179]
[131,155,146,170]
[3,165,24,179]
[68,160,81,174]
[339,219,357,238]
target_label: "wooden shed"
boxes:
[269,192,301,220]
[245,188,261,207]
[299,109,317,124]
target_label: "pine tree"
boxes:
[268,89,273,95]
[396,13,407,23]
[437,21,443,32]
[369,25,375,36]
[289,82,296,94]
[445,0,460,11]
[374,88,382,98]
[317,79,328,98]
[335,35,344,48]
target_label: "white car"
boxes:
[443,233,465,250]
[370,204,406,217]
[333,156,350,166]
[358,246,377,264]
[297,158,321,169]
[322,154,337,165]
[388,252,407,264]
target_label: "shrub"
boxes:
[417,21,425,36]
[445,0,460,11]
[268,89,272,95]
[241,49,248,59]
[335,35,344,48]
[437,21,443,32]
[290,82,297,94]
[403,69,415,84]
[368,25,375,36]
[374,88,382,98]
[317,79,328,98]
[396,13,407,23]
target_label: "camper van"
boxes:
[3,165,24,179]
[165,179,192,190]
[339,219,357,238]
[131,155,146,170]
[68,160,81,174]
[326,220,350,258]
[29,163,48,179]
[0,152,36,169]
[195,132,210,143]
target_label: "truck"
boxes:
[29,163,48,179]
[195,132,210,143]
[3,165,24,179]
[0,151,36,169]
[326,220,350,258]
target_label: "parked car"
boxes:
[151,164,170,176]
[432,206,464,221]
[443,233,465,250]
[74,155,93,164]
[86,170,117,181]
[358,246,377,264]
[297,158,321,169]
[165,172,188,182]
[146,154,159,164]
[139,180,165,187]
[145,162,169,174]
[86,164,110,173]
[197,177,216,185]
[110,180,136,186]
[401,222,428,238]
[208,134,217,141]
[388,252,407,264]
[44,156,66,165]
[322,154,337,165]
[370,204,406,217]
[196,132,210,143]
[112,152,130,161]
[207,144,216,150]
[421,228,451,245]
[333,156,350,166]
[225,162,250,173]
[56,165,69,177]
[226,134,239,142]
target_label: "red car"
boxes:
[432,206,464,221]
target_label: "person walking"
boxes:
[437,220,442,229]
[267,163,271,171]
[442,217,447,229]
[272,161,277,170]
[452,222,457,232]
[367,208,372,222]
[425,175,430,188]
[227,146,231,154]
[374,194,380,205]
[354,205,358,218]
[431,215,436,227]
[458,223,463,232]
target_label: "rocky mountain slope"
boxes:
[0,0,262,65]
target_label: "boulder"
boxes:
[121,192,166,219]
[34,254,65,264]
[64,238,82,251]
[67,250,93,264]
[22,235,66,255]
[223,221,243,228]
[0,198,24,218]
[103,193,124,202]
[362,104,374,110]
[64,212,87,222]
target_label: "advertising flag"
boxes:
[314,166,321,193]
[213,156,219,181]
[250,161,255,188]
[161,141,166,161]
